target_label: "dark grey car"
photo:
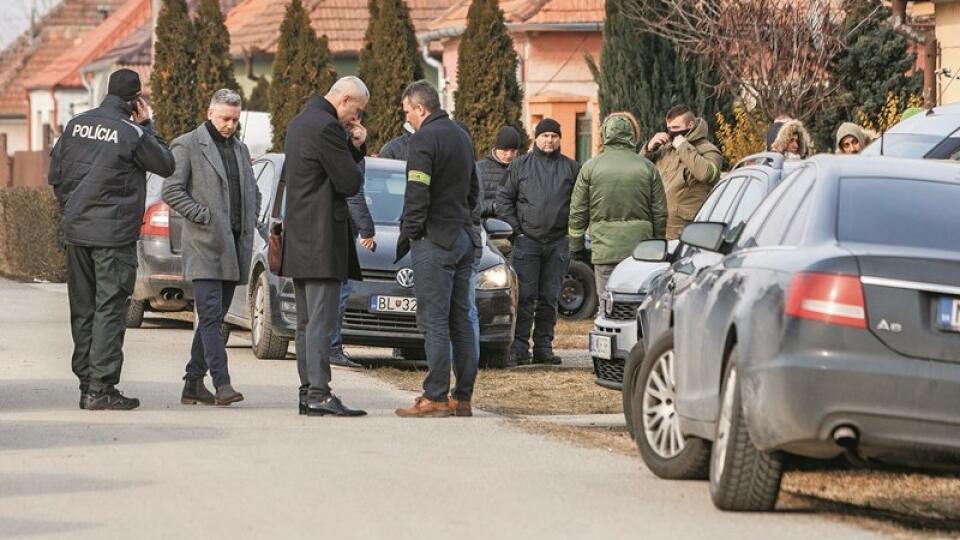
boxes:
[632,155,960,511]
[223,155,519,366]
[127,174,193,327]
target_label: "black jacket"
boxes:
[476,152,510,218]
[48,95,175,247]
[280,96,366,280]
[378,132,410,160]
[396,110,479,262]
[347,160,375,239]
[496,146,580,242]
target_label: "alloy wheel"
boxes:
[712,365,738,484]
[642,349,685,458]
[253,278,265,346]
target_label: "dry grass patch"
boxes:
[554,319,592,350]
[512,419,636,456]
[369,366,621,415]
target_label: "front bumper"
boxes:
[590,298,641,389]
[744,349,960,463]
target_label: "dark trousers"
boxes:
[185,280,237,388]
[293,278,341,402]
[411,230,478,402]
[511,235,570,357]
[65,243,137,392]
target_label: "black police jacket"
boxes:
[48,95,176,247]
[396,110,479,262]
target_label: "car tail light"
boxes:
[784,272,866,329]
[142,202,170,237]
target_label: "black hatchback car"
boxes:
[222,155,518,366]
[632,155,960,511]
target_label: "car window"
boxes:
[753,168,815,247]
[255,162,273,223]
[863,133,944,158]
[693,180,730,222]
[736,166,806,248]
[365,166,408,224]
[838,177,960,251]
[729,178,764,228]
[707,176,746,222]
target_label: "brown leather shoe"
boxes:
[449,396,472,417]
[395,396,452,418]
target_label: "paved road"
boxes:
[0,279,883,539]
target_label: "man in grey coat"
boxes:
[162,89,260,406]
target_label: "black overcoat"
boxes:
[280,96,365,280]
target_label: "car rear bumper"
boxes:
[590,316,638,389]
[133,236,192,307]
[743,351,960,462]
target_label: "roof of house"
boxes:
[428,0,604,31]
[227,0,456,57]
[0,0,130,116]
[24,0,151,91]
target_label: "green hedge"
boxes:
[0,187,66,282]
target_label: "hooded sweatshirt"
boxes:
[835,122,868,153]
[771,119,815,160]
[569,114,667,265]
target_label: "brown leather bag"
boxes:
[267,167,286,275]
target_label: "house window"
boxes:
[575,112,592,164]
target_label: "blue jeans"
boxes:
[330,279,353,351]
[411,229,478,402]
[511,235,570,357]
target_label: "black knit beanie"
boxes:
[107,69,142,101]
[535,118,561,138]
[494,126,520,150]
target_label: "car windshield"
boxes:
[838,177,960,251]
[861,134,943,158]
[365,166,407,224]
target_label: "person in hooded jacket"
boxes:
[477,125,521,217]
[569,112,667,301]
[835,122,869,154]
[48,69,176,410]
[497,118,580,366]
[643,105,723,240]
[378,122,414,160]
[771,119,815,160]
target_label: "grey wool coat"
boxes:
[162,124,260,284]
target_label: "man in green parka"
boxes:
[569,112,667,300]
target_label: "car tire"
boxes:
[126,299,145,328]
[559,260,598,320]
[709,346,784,511]
[629,333,710,479]
[479,346,511,369]
[250,271,290,360]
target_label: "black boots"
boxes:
[181,378,216,405]
[86,388,140,410]
[214,384,244,406]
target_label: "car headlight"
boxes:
[476,264,511,290]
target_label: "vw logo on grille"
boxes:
[396,267,415,288]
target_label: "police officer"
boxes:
[394,80,480,418]
[48,69,176,410]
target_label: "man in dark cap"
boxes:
[48,68,176,410]
[497,118,580,366]
[477,125,521,218]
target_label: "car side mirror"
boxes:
[484,218,513,240]
[679,222,727,252]
[632,238,669,262]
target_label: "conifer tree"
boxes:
[356,0,380,85]
[454,0,526,156]
[269,0,338,151]
[151,0,199,141]
[589,0,727,143]
[363,0,423,150]
[247,77,270,111]
[193,0,241,118]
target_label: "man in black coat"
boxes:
[394,80,480,418]
[477,125,521,217]
[280,76,369,417]
[377,122,413,160]
[497,118,580,366]
[48,69,176,410]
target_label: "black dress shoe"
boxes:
[330,349,363,369]
[532,352,562,366]
[304,394,366,417]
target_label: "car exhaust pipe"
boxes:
[832,425,868,467]
[160,289,184,302]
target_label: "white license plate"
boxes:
[589,333,613,360]
[370,295,417,314]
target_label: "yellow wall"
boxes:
[936,1,960,105]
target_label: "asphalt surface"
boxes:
[0,278,885,539]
